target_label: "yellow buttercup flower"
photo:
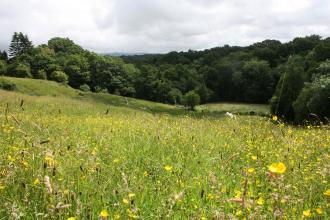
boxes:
[268,162,286,174]
[22,161,29,167]
[164,165,173,172]
[257,197,264,205]
[235,210,242,216]
[67,217,76,220]
[100,209,109,218]
[126,209,137,219]
[324,189,330,196]
[315,208,322,214]
[33,178,40,185]
[123,198,129,204]
[128,193,135,198]
[272,115,278,121]
[247,168,255,173]
[44,155,56,167]
[303,209,311,218]
[251,155,257,160]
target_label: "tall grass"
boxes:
[0,80,329,219]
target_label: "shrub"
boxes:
[79,84,90,92]
[50,71,68,83]
[120,86,136,97]
[0,78,16,91]
[94,86,108,93]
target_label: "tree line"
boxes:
[0,32,329,123]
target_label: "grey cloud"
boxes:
[0,0,330,53]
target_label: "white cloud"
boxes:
[0,0,329,53]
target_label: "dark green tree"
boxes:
[241,59,274,103]
[293,74,330,123]
[270,56,307,120]
[0,50,8,61]
[9,32,33,57]
[48,37,84,54]
[195,84,211,103]
[183,90,200,110]
[30,46,57,77]
[168,88,182,105]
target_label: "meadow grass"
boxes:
[196,103,269,115]
[0,78,329,219]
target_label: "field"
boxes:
[0,77,329,219]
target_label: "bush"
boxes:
[79,84,90,92]
[50,71,68,83]
[183,90,200,110]
[35,69,47,80]
[0,78,16,91]
[120,86,136,97]
[94,86,108,93]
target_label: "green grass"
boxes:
[0,76,78,97]
[0,77,329,219]
[197,103,269,115]
[1,77,268,117]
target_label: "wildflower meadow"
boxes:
[0,82,329,219]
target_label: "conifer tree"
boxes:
[9,32,33,57]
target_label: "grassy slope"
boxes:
[0,76,269,117]
[0,76,78,97]
[0,76,183,115]
[0,77,329,219]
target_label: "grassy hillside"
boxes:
[0,77,269,117]
[0,77,329,219]
[0,77,183,115]
[0,76,78,97]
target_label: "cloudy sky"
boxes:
[0,0,330,53]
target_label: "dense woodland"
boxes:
[0,32,329,123]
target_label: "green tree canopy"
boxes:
[270,56,306,120]
[183,90,201,110]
